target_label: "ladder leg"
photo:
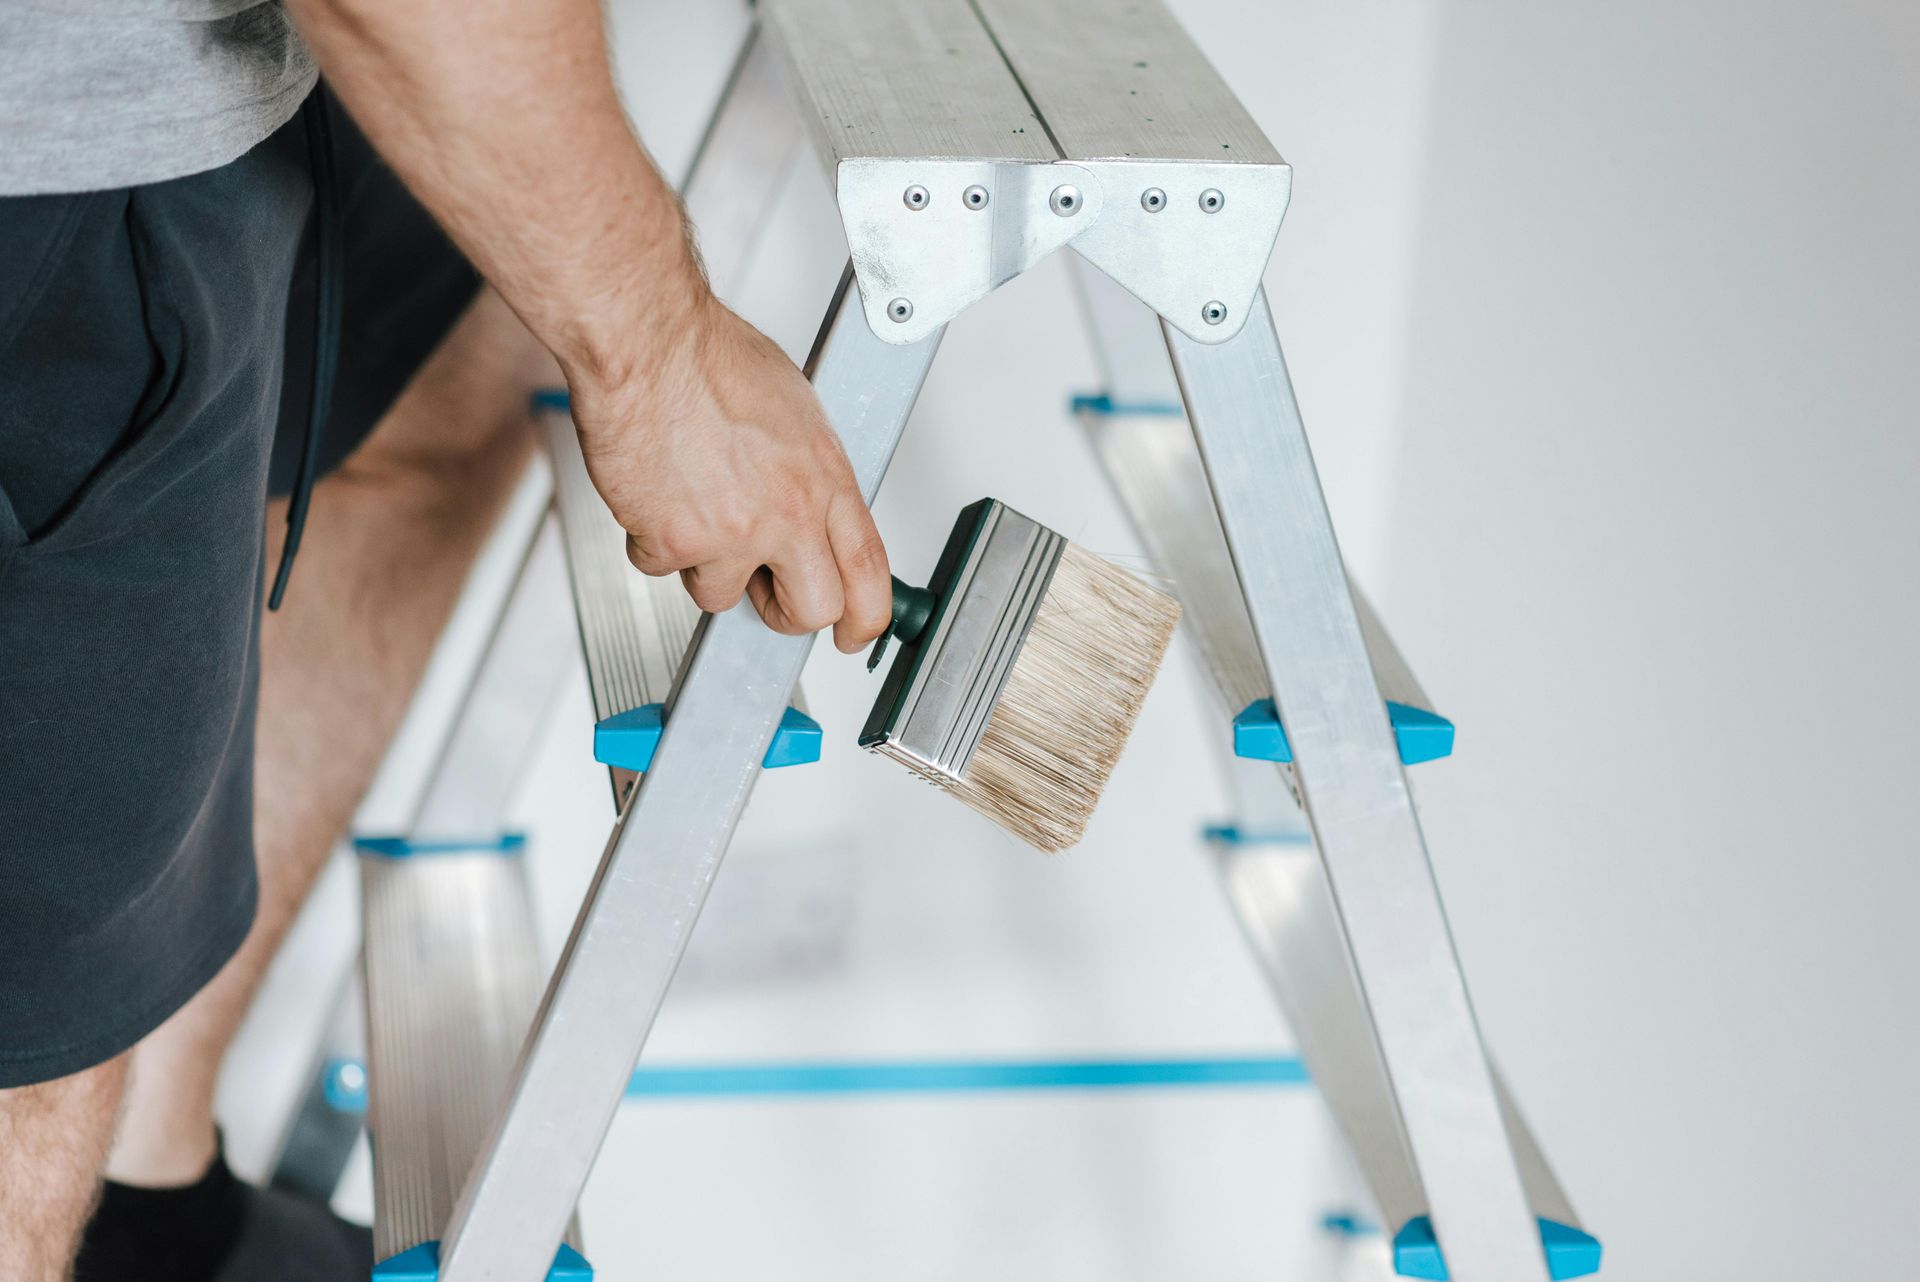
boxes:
[1164,289,1548,1282]
[679,22,801,297]
[436,270,941,1282]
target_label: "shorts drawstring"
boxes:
[268,81,342,611]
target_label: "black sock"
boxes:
[72,1146,246,1282]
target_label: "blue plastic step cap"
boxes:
[1392,1215,1600,1280]
[351,833,527,859]
[374,1242,592,1281]
[594,704,821,772]
[1233,698,1454,765]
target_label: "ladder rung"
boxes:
[360,844,560,1267]
[1233,698,1454,766]
[532,390,820,776]
[594,702,822,771]
[1074,396,1451,738]
[1394,1214,1601,1280]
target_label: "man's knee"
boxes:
[0,1053,130,1157]
[341,289,551,490]
[0,1054,129,1278]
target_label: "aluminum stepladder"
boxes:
[268,2,1600,1279]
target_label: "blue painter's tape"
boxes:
[352,833,527,859]
[374,1242,592,1281]
[1069,392,1186,418]
[322,1057,367,1114]
[1232,699,1455,766]
[622,1056,1309,1099]
[1201,823,1312,848]
[1392,1216,1600,1281]
[1321,1210,1379,1238]
[593,704,821,772]
[529,387,572,414]
[313,1055,1309,1121]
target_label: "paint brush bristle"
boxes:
[942,543,1181,852]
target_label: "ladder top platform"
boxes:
[761,0,1295,346]
[761,0,1284,166]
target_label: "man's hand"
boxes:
[570,291,891,653]
[286,0,892,651]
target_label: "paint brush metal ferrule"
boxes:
[860,499,1066,784]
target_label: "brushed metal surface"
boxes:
[761,0,1055,165]
[972,0,1281,164]
[363,853,545,1262]
[540,402,697,725]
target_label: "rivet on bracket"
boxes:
[1199,188,1225,213]
[903,185,930,211]
[1050,185,1083,217]
[887,298,914,323]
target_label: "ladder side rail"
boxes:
[679,22,803,300]
[1166,290,1550,1282]
[1067,258,1426,1220]
[267,966,366,1200]
[410,508,576,838]
[1220,845,1427,1232]
[437,269,943,1282]
[1495,1069,1581,1230]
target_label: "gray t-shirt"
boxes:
[0,0,316,196]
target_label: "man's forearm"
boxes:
[286,0,701,383]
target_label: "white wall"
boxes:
[1377,3,1920,1279]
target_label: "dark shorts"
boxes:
[0,93,480,1087]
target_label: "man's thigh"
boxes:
[0,125,310,1089]
[0,92,488,1090]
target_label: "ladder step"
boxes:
[1393,1215,1601,1281]
[360,841,580,1270]
[371,1242,592,1282]
[1074,394,1451,736]
[1232,697,1454,765]
[594,703,822,771]
[534,389,820,778]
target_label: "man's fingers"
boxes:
[750,537,844,636]
[626,533,679,578]
[825,490,890,654]
[679,559,757,614]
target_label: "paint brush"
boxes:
[861,498,1181,852]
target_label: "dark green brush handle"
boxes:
[868,576,939,672]
[891,577,937,645]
